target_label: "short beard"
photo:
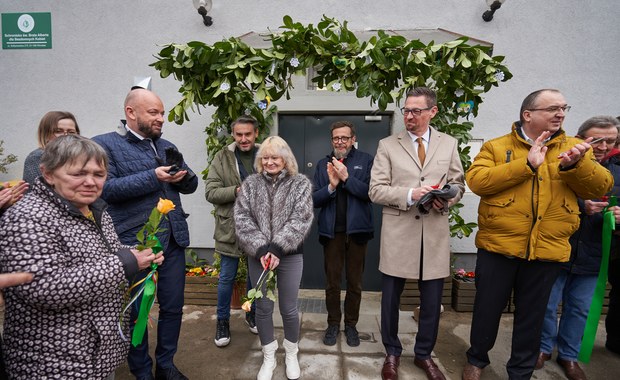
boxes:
[137,120,161,139]
[333,147,351,160]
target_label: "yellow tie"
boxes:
[417,137,426,165]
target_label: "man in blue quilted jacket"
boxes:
[93,88,197,380]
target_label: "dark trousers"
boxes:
[381,273,444,359]
[128,236,186,378]
[466,249,561,380]
[607,258,620,350]
[324,233,367,327]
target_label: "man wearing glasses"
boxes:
[463,89,613,380]
[312,121,375,348]
[538,116,620,380]
[370,87,465,380]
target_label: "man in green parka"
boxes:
[205,116,260,347]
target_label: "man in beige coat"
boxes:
[369,87,465,380]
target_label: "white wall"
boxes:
[1,0,619,251]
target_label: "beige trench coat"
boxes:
[369,128,465,280]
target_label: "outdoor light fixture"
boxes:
[482,0,506,22]
[193,0,213,26]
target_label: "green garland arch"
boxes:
[151,15,512,237]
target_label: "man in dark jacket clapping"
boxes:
[312,120,374,348]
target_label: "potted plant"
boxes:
[184,249,219,306]
[451,268,476,312]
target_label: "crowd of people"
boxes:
[0,86,618,380]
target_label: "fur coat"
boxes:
[234,171,313,259]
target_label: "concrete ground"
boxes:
[115,290,620,379]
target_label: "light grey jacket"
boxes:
[234,171,313,259]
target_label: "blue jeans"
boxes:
[216,255,254,320]
[217,254,239,320]
[541,270,597,361]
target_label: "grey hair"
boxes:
[254,136,298,175]
[576,115,620,137]
[231,115,259,131]
[40,135,108,173]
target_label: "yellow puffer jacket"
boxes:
[466,124,613,262]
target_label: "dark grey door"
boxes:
[278,114,391,291]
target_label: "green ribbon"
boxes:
[579,196,616,362]
[131,235,162,347]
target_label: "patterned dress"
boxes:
[0,179,139,379]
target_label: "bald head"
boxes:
[124,89,165,139]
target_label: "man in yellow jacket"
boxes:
[462,89,613,380]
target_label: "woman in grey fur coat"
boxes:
[234,136,313,380]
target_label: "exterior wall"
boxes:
[1,0,619,251]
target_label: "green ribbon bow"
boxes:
[579,196,616,362]
[131,235,161,347]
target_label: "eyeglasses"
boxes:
[590,138,617,146]
[400,107,433,116]
[53,129,78,136]
[527,105,572,113]
[331,136,352,143]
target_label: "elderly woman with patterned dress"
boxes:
[234,136,313,380]
[0,135,162,379]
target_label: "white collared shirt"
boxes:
[407,128,430,157]
[406,128,431,206]
[126,124,158,154]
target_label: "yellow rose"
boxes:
[241,300,253,313]
[157,198,175,215]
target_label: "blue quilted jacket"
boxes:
[92,122,198,249]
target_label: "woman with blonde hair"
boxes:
[234,136,313,380]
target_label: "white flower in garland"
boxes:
[331,82,342,92]
[290,57,300,68]
[494,70,505,81]
[219,82,230,92]
[454,89,464,97]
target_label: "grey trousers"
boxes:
[248,254,303,345]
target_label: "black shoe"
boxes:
[246,311,258,334]
[344,325,360,347]
[155,365,188,380]
[323,324,340,346]
[136,375,155,380]
[214,318,230,347]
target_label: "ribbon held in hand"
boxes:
[579,195,616,362]
[122,198,175,347]
[131,235,161,347]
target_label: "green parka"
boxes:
[466,124,613,262]
[205,142,249,258]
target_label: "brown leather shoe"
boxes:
[556,358,587,380]
[535,352,551,370]
[462,363,482,380]
[381,355,400,380]
[414,357,446,380]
